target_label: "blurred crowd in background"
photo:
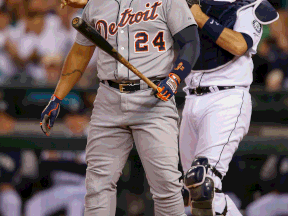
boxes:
[0,0,288,90]
[1,0,288,215]
[0,0,98,138]
[0,0,98,88]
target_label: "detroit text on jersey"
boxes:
[95,1,162,39]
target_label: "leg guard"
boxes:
[184,157,227,216]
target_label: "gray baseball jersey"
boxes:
[75,0,196,81]
[75,0,196,216]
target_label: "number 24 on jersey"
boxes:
[135,31,166,52]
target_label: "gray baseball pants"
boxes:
[84,83,186,216]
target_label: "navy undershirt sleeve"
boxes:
[171,25,200,81]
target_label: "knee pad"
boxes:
[184,157,227,216]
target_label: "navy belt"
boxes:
[189,86,235,96]
[101,79,162,93]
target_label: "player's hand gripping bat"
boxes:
[72,16,159,92]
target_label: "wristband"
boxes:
[171,59,192,82]
[51,94,62,103]
[202,18,225,42]
[241,33,253,50]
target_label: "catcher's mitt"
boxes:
[186,0,200,8]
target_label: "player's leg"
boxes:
[182,89,252,216]
[179,96,198,174]
[129,94,185,216]
[85,127,133,216]
[132,122,185,216]
[179,97,199,215]
[84,83,134,216]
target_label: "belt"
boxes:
[101,79,162,93]
[189,86,235,96]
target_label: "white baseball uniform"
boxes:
[180,6,263,215]
[75,0,197,215]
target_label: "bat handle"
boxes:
[143,77,159,91]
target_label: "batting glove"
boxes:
[153,73,181,102]
[40,95,62,136]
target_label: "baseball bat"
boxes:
[72,16,158,91]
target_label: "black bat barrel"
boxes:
[72,17,118,59]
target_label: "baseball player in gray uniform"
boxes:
[40,0,200,215]
[180,0,279,215]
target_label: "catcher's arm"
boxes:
[188,3,250,56]
[187,5,253,56]
[186,0,250,56]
